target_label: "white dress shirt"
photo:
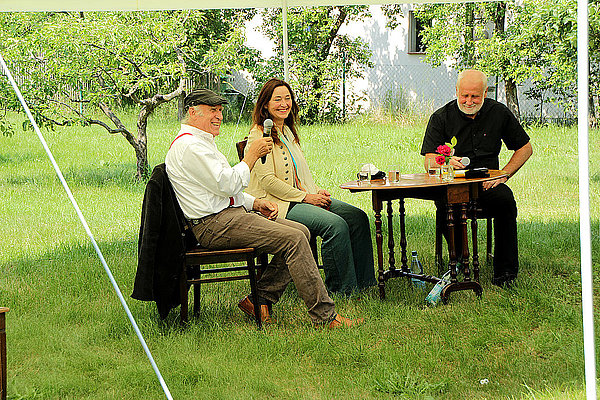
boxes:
[165,124,255,219]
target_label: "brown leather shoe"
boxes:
[238,296,271,323]
[328,314,364,329]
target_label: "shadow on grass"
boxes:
[63,162,146,190]
[0,151,42,165]
[3,215,595,328]
[0,237,261,332]
[1,221,593,399]
[1,162,147,191]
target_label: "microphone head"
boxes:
[263,119,273,131]
[460,156,470,167]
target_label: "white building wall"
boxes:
[340,5,457,113]
[243,5,571,122]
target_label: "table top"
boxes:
[340,169,508,192]
[0,308,8,313]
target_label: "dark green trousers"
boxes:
[286,199,376,294]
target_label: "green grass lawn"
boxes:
[1,109,599,399]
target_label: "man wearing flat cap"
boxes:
[165,89,361,328]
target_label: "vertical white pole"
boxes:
[282,0,290,81]
[0,53,173,400]
[577,1,597,399]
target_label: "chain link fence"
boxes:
[345,63,577,125]
[4,59,579,126]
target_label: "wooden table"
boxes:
[341,170,508,301]
[0,307,8,400]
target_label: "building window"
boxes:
[408,11,429,54]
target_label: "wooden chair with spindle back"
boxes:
[236,138,322,267]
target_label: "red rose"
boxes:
[435,155,446,165]
[437,144,452,156]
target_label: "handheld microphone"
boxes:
[460,156,470,167]
[261,119,273,164]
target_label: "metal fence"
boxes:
[346,63,577,124]
[4,59,580,126]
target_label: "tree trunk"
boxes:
[136,105,153,181]
[134,141,149,181]
[177,91,186,121]
[493,3,522,120]
[97,101,149,180]
[463,3,475,67]
[91,49,188,181]
[504,78,520,120]
[590,94,598,128]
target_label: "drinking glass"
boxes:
[427,158,441,177]
[358,164,371,184]
[441,164,455,182]
[387,165,400,183]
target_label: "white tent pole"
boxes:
[0,53,174,400]
[577,0,596,398]
[282,0,290,81]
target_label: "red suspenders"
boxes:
[170,132,235,206]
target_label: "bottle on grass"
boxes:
[410,251,426,291]
[425,269,451,306]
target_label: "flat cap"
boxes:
[184,89,228,109]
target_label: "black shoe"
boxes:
[492,276,516,289]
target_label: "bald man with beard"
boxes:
[421,69,533,288]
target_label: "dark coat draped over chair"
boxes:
[132,163,189,319]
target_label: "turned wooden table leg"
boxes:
[460,203,471,282]
[446,203,457,283]
[399,198,409,273]
[387,200,396,272]
[373,192,385,299]
[471,200,480,282]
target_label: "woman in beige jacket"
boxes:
[246,78,376,294]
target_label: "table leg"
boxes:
[386,201,396,272]
[442,198,483,302]
[435,212,444,276]
[373,193,385,299]
[471,200,480,282]
[399,198,409,273]
[460,203,471,282]
[446,203,457,283]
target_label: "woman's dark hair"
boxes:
[252,78,300,144]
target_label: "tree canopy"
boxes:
[0,10,256,179]
[408,0,599,122]
[259,6,373,124]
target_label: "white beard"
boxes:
[457,98,484,116]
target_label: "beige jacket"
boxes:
[246,125,320,217]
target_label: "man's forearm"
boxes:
[502,142,533,178]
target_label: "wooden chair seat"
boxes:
[180,244,267,328]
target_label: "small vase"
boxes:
[441,164,454,182]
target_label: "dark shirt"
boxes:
[421,99,530,169]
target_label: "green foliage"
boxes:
[0,95,14,137]
[183,10,259,77]
[0,10,258,179]
[411,0,600,117]
[258,7,373,124]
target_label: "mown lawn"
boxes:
[0,109,599,399]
